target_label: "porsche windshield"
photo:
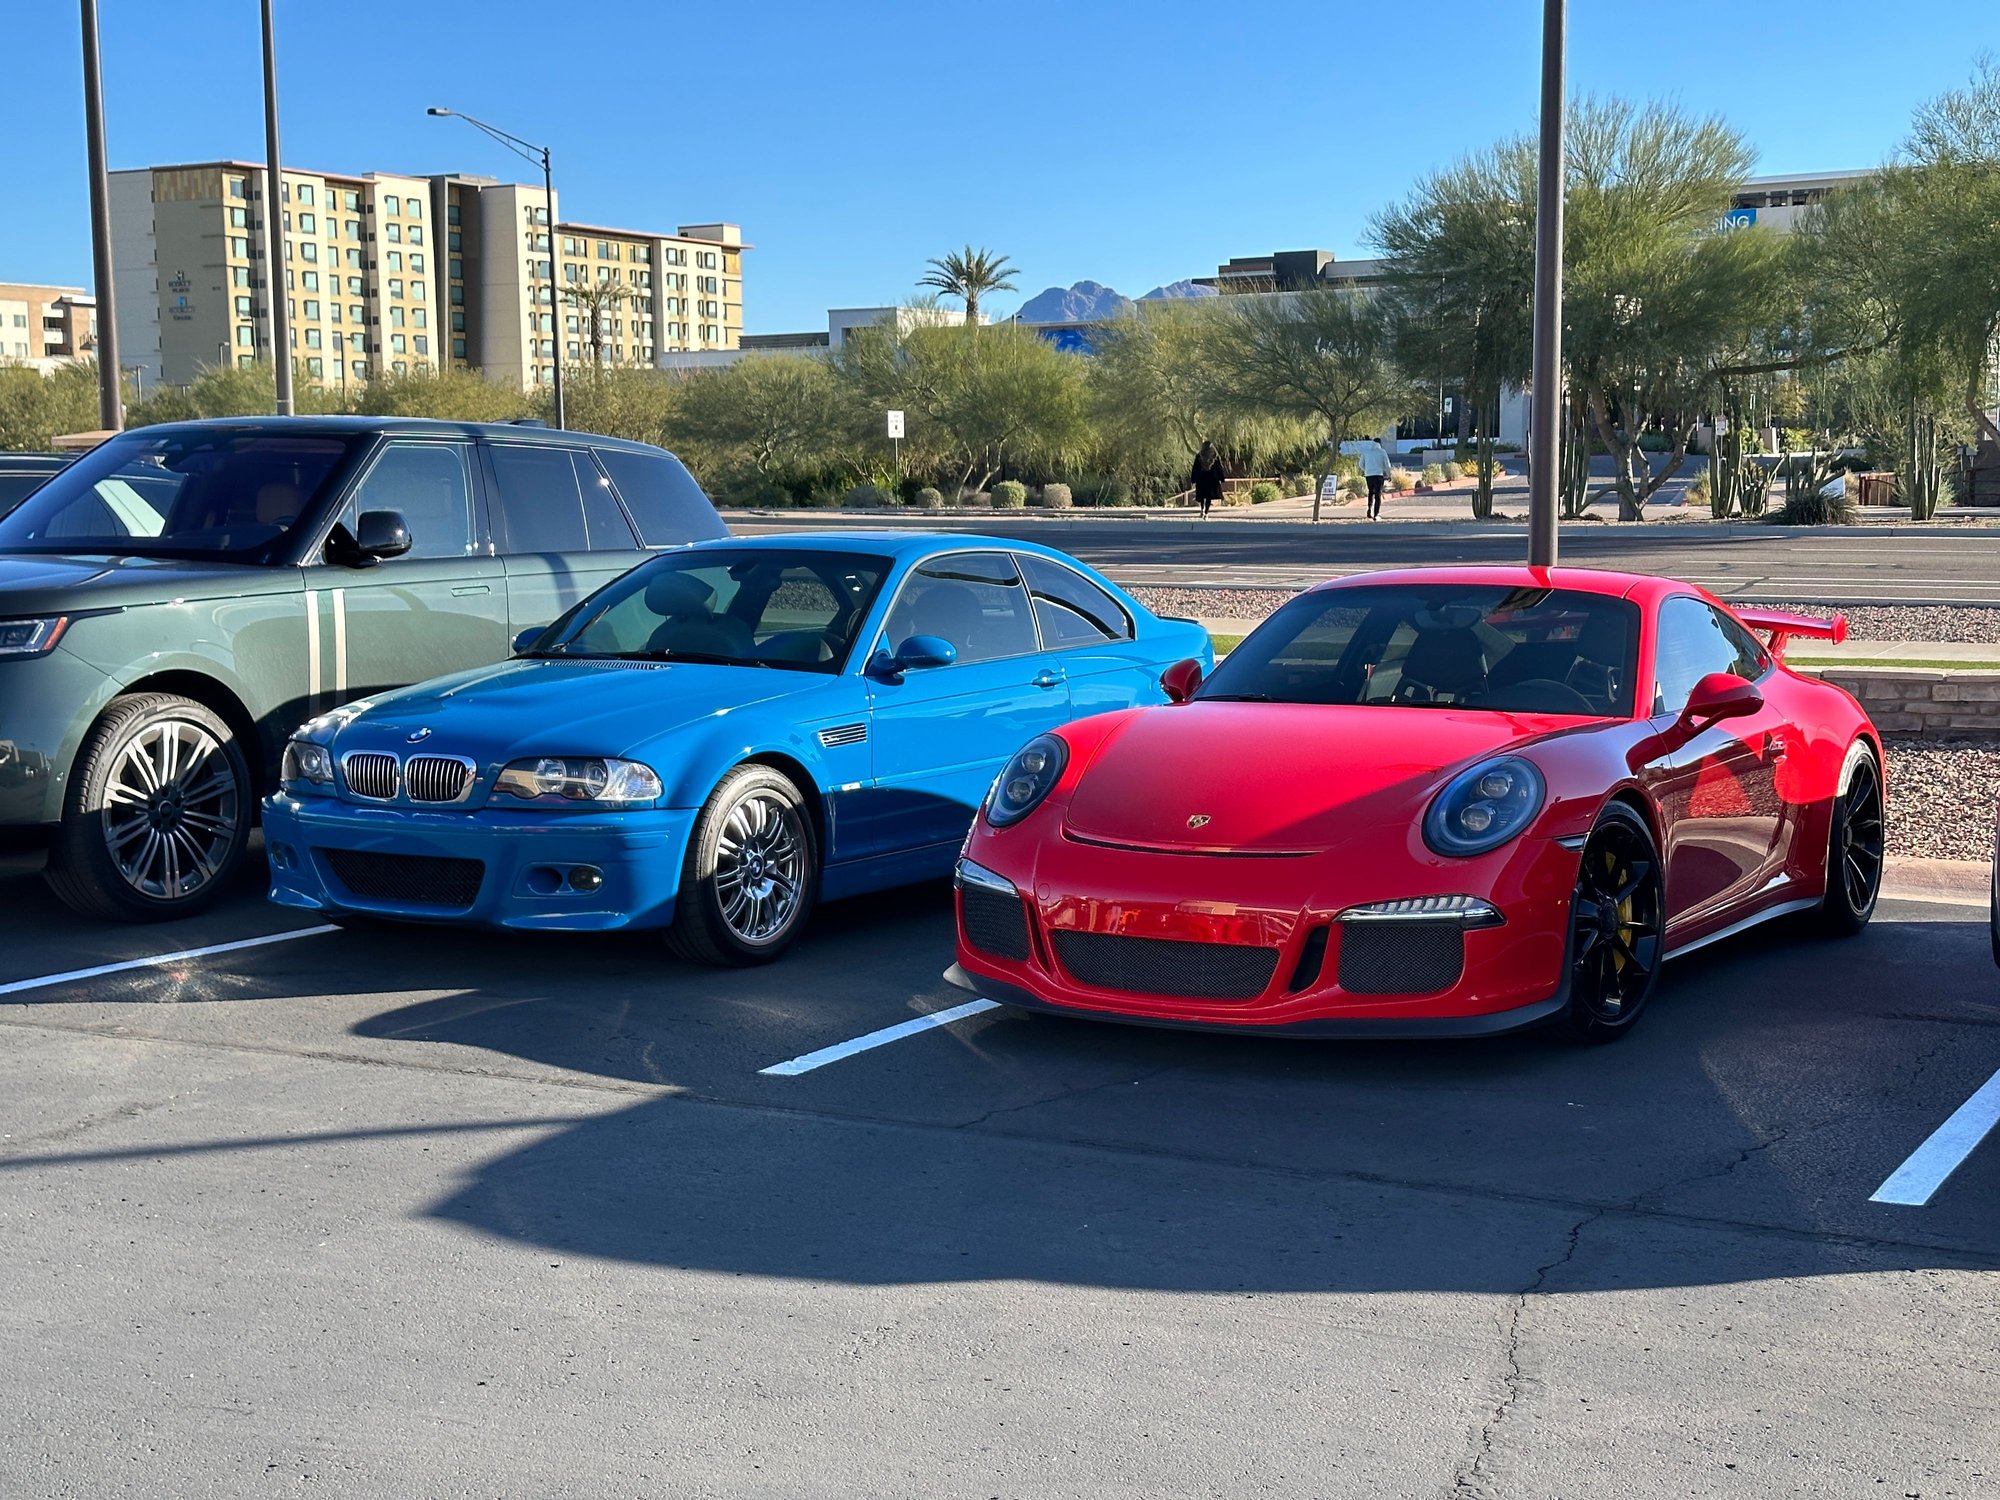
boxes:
[0,430,359,561]
[1199,584,1640,717]
[530,549,893,674]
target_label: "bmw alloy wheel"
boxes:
[714,791,808,944]
[668,765,820,966]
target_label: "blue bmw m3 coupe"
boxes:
[264,533,1210,964]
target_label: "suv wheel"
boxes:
[46,693,251,922]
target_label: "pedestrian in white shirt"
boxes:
[1356,437,1390,518]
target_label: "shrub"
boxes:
[1768,483,1857,527]
[991,480,1028,508]
[1340,473,1367,497]
[1388,467,1417,492]
[1247,481,1281,504]
[800,483,842,509]
[1040,482,1073,510]
[842,482,889,509]
[1098,477,1134,507]
[1443,461,1464,481]
[967,489,994,507]
[1283,471,1314,497]
[911,486,943,510]
[1421,463,1446,485]
[751,482,791,509]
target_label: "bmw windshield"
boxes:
[527,548,893,674]
[1199,584,1640,717]
[0,429,360,561]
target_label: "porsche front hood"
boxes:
[1060,702,1570,854]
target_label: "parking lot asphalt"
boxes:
[3,844,1996,1498]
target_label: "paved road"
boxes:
[3,848,1995,1496]
[732,512,2000,606]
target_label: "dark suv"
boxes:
[0,417,726,919]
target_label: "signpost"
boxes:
[887,409,905,474]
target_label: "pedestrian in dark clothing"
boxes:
[1192,441,1225,519]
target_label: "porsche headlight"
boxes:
[1423,756,1546,857]
[280,738,335,792]
[493,756,662,806]
[985,734,1068,828]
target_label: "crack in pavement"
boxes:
[953,1065,1183,1131]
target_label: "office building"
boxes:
[108,161,743,390]
[0,282,98,370]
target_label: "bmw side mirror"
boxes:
[512,625,546,657]
[354,509,412,561]
[1676,672,1763,733]
[894,635,957,670]
[1161,658,1204,703]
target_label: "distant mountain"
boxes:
[1140,280,1217,300]
[1013,280,1136,325]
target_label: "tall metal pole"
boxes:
[544,148,565,430]
[80,0,122,431]
[260,0,293,415]
[1526,0,1566,567]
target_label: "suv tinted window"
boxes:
[1653,597,1768,715]
[487,444,588,553]
[339,441,474,559]
[1019,554,1132,647]
[593,447,724,546]
[884,552,1039,664]
[575,453,639,550]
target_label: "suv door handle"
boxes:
[1031,669,1064,689]
[450,584,490,596]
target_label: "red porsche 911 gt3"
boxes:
[947,567,1886,1042]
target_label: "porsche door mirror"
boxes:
[1161,658,1204,703]
[354,509,412,561]
[1677,672,1763,733]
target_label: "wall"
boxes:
[1803,666,2000,737]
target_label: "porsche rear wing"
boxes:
[1735,606,1848,658]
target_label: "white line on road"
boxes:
[1869,1066,2000,1206]
[759,999,1000,1076]
[0,926,340,998]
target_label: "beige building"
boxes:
[0,282,98,370]
[109,161,743,391]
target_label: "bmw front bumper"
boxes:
[263,793,696,932]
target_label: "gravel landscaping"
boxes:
[1885,736,1999,862]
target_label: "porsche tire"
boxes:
[1817,745,1883,937]
[666,765,817,967]
[1554,802,1666,1043]
[46,692,251,923]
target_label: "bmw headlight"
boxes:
[1423,756,1546,857]
[493,756,662,806]
[985,734,1068,828]
[280,738,335,792]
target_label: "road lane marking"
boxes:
[1869,1066,2000,1206]
[759,999,1000,1076]
[0,926,340,998]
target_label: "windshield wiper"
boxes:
[1200,692,1274,702]
[636,649,771,667]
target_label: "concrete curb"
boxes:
[1883,856,1991,907]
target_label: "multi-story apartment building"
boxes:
[0,282,98,369]
[108,161,743,391]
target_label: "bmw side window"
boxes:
[1652,597,1759,716]
[883,552,1039,665]
[335,442,474,560]
[1018,554,1133,647]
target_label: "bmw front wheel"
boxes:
[666,765,818,966]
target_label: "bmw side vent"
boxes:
[818,723,868,749]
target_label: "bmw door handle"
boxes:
[1031,669,1065,689]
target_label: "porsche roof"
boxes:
[1308,566,1700,604]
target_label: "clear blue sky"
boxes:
[8,0,1993,332]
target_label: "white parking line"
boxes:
[759,998,1000,1077]
[0,926,340,998]
[1869,1066,2000,1207]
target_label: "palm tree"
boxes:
[562,276,639,367]
[918,246,1018,326]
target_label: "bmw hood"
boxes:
[1061,702,1574,854]
[324,658,827,764]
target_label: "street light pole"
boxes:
[427,107,565,429]
[260,0,293,415]
[1526,0,1566,567]
[80,0,122,432]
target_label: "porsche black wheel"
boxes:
[1555,803,1665,1043]
[1817,748,1883,937]
[666,765,818,967]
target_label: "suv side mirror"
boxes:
[354,510,412,560]
[1676,671,1763,732]
[1161,658,1204,703]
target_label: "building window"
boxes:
[304,300,320,319]
[345,218,362,239]
[450,285,464,305]
[385,223,402,244]
[413,335,429,355]
[405,198,421,219]
[229,177,246,198]
[451,311,464,331]
[305,327,322,348]
[234,295,252,315]
[452,337,467,358]
[447,203,460,225]
[389,307,405,327]
[343,190,360,211]
[697,251,717,269]
[665,247,685,266]
[632,245,650,264]
[301,242,318,263]
[596,240,615,259]
[412,281,427,301]
[391,333,407,353]
[229,206,248,228]
[350,303,364,321]
[448,231,462,251]
[232,266,250,287]
[303,271,319,291]
[300,212,316,233]
[449,258,462,280]
[346,249,362,270]
[387,250,403,271]
[409,226,424,246]
[384,194,400,215]
[412,308,427,328]
[388,279,403,298]
[331,304,342,324]
[236,325,255,347]
[351,359,368,378]
[306,355,323,377]
[326,218,339,241]
[239,353,256,368]
[409,253,425,274]
[566,340,581,359]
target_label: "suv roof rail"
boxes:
[506,418,549,428]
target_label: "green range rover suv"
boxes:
[0,416,726,920]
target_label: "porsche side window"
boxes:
[1018,554,1133,647]
[884,553,1038,664]
[1653,598,1764,716]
